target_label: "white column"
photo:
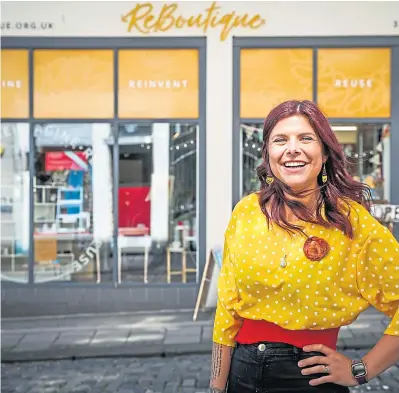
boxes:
[150,123,170,243]
[91,123,113,242]
[205,37,233,308]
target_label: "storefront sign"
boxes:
[118,49,199,118]
[1,21,54,31]
[1,50,29,118]
[121,2,265,41]
[240,49,313,118]
[34,50,114,119]
[317,48,391,118]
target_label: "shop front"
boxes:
[1,1,399,316]
[233,40,396,208]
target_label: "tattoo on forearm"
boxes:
[211,343,224,380]
[209,388,226,393]
[210,343,235,390]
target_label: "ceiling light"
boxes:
[331,126,358,132]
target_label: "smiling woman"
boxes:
[211,101,399,393]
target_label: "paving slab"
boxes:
[1,308,392,363]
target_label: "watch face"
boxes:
[352,362,367,377]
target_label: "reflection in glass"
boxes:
[240,123,391,203]
[1,123,30,283]
[118,123,197,284]
[33,124,113,283]
[333,124,390,202]
[241,123,263,197]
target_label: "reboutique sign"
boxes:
[121,1,265,41]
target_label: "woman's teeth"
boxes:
[284,162,306,168]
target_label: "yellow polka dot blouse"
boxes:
[213,193,399,347]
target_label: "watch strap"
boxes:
[355,374,367,385]
[351,360,368,385]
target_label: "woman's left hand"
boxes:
[298,344,359,387]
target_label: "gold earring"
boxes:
[322,163,327,184]
[266,175,274,185]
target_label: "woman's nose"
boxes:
[286,140,300,154]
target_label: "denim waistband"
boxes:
[236,341,321,357]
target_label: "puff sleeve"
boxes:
[357,223,399,336]
[212,213,243,347]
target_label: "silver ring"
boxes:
[324,366,330,374]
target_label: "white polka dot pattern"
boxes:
[212,193,399,347]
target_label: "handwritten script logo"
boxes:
[121,2,265,41]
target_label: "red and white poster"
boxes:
[45,151,89,171]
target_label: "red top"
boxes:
[235,319,340,350]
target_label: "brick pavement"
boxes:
[1,352,398,393]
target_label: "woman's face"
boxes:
[267,115,326,192]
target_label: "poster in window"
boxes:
[34,50,114,118]
[1,50,29,119]
[317,48,391,118]
[240,49,313,118]
[118,49,199,119]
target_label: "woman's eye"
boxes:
[302,136,314,141]
[273,138,285,143]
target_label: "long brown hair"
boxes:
[256,100,372,238]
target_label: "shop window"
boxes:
[32,123,114,283]
[240,122,391,203]
[1,123,30,283]
[117,123,197,284]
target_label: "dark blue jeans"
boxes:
[227,342,350,393]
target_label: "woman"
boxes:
[210,100,399,393]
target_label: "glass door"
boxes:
[117,123,198,284]
[0,123,30,283]
[32,123,114,283]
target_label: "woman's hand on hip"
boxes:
[298,344,359,387]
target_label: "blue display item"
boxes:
[65,171,84,214]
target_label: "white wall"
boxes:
[2,0,398,262]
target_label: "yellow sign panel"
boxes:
[1,50,29,119]
[119,49,199,119]
[240,49,313,118]
[122,2,265,41]
[317,48,391,118]
[34,50,114,118]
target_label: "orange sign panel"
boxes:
[317,48,391,118]
[1,50,29,118]
[34,50,114,118]
[240,49,313,118]
[118,49,199,119]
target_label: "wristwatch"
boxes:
[351,359,368,385]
